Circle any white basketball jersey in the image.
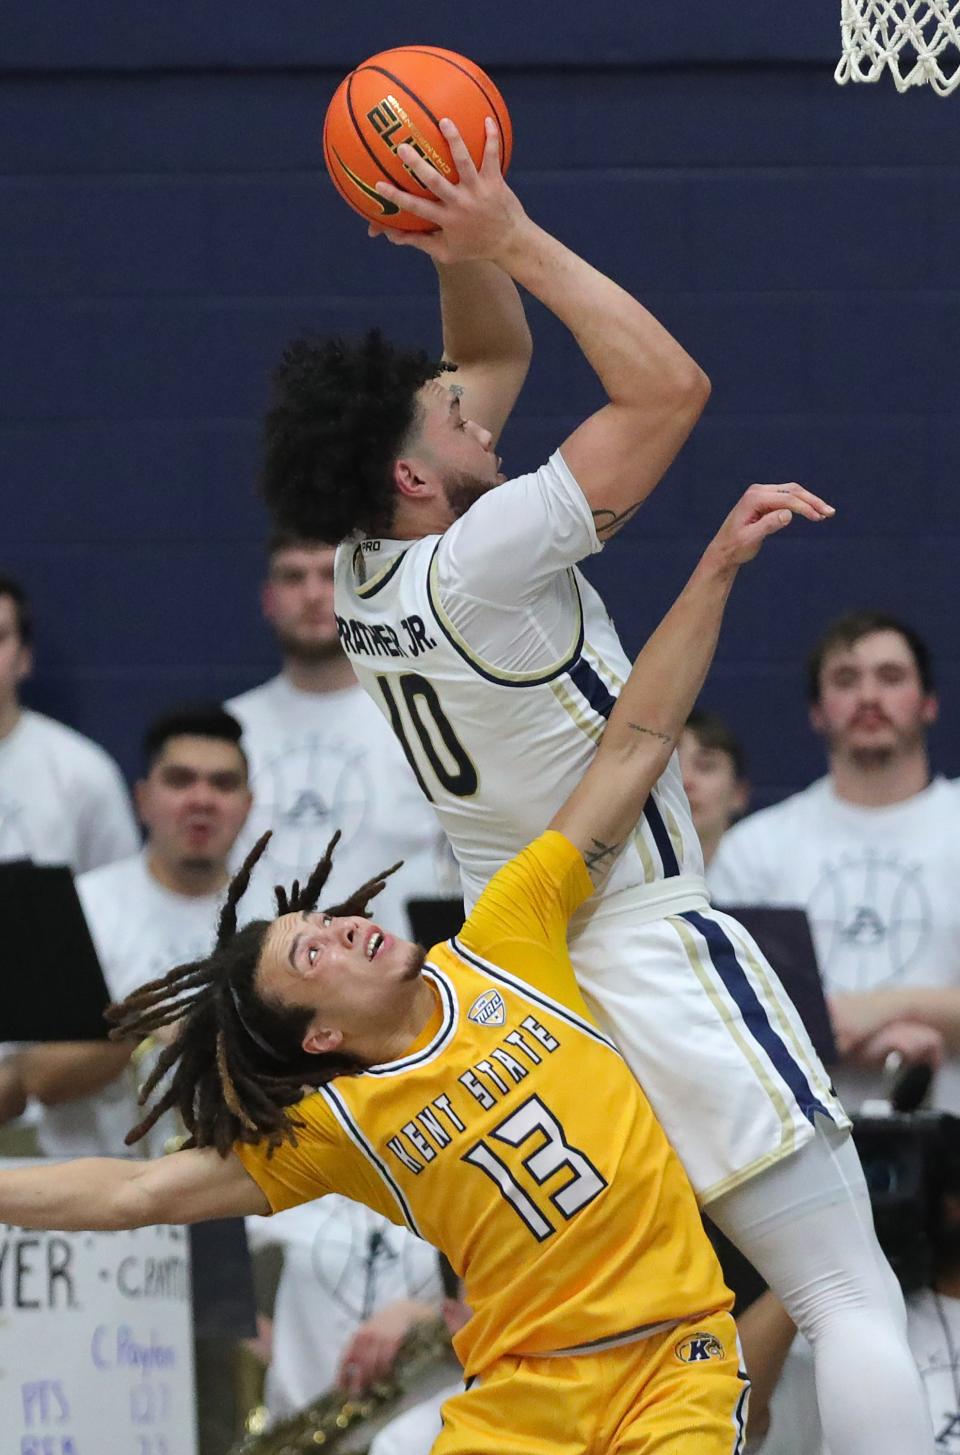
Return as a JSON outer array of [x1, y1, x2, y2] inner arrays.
[[333, 453, 845, 1199], [334, 452, 703, 912]]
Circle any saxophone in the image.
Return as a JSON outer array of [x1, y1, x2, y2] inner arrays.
[[228, 1315, 456, 1455]]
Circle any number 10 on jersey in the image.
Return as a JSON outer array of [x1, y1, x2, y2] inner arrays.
[[377, 673, 479, 801]]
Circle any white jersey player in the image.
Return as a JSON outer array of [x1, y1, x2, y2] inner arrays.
[[334, 455, 844, 1196], [260, 119, 931, 1452]]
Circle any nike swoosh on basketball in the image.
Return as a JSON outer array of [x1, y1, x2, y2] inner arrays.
[[332, 149, 401, 216]]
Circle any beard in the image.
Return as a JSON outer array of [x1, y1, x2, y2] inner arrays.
[[832, 720, 926, 772], [403, 943, 429, 981], [275, 627, 343, 665], [847, 745, 897, 771], [442, 468, 497, 522]]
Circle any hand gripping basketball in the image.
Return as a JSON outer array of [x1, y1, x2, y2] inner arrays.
[[370, 118, 527, 263]]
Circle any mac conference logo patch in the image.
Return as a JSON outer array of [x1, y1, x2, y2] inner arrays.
[[467, 989, 506, 1028], [675, 1331, 725, 1364]]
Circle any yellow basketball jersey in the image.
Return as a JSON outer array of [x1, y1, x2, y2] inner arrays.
[[236, 831, 730, 1376]]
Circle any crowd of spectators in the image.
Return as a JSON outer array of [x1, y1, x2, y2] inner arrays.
[[686, 611, 960, 1454], [2, 565, 958, 1454], [0, 561, 452, 1455]]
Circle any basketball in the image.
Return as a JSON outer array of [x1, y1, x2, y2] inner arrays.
[[322, 45, 513, 232]]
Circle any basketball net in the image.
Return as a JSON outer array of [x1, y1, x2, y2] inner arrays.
[[836, 0, 960, 95]]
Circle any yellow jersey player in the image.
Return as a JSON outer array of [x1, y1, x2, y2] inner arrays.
[[0, 487, 846, 1453]]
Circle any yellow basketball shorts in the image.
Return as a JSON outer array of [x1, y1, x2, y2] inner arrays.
[[432, 1310, 749, 1455]]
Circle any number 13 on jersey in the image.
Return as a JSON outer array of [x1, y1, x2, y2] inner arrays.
[[462, 1093, 607, 1242]]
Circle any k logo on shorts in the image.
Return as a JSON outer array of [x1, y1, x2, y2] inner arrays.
[[675, 1331, 725, 1363]]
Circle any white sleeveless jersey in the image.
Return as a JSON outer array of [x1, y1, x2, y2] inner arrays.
[[333, 452, 704, 914], [333, 452, 846, 1200]]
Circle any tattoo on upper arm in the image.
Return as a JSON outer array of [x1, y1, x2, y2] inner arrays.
[[591, 502, 643, 540], [627, 723, 673, 746], [584, 838, 622, 885]]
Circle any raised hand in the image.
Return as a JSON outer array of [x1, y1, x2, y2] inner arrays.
[[368, 117, 527, 264], [705, 482, 835, 572]]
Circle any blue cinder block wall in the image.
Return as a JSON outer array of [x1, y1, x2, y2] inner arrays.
[[2, 2, 958, 801]]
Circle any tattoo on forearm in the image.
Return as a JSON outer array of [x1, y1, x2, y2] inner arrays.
[[627, 723, 673, 745], [591, 502, 643, 539], [585, 838, 621, 872]]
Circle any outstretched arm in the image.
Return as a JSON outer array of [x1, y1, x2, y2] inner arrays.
[[0, 1145, 270, 1232], [375, 119, 709, 539], [550, 484, 834, 882]]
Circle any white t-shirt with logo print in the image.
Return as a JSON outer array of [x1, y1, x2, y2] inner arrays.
[[708, 775, 960, 1111], [226, 674, 455, 931], [0, 709, 139, 872], [33, 852, 226, 1159]]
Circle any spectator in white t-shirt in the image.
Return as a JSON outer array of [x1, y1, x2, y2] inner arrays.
[[4, 704, 253, 1157], [0, 573, 139, 872], [710, 610, 960, 1114], [246, 1197, 445, 1423], [229, 533, 455, 1427], [226, 532, 454, 928], [679, 707, 750, 869]]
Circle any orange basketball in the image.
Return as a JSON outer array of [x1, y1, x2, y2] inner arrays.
[[322, 45, 512, 232]]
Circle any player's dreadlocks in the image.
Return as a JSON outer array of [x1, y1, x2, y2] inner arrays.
[[106, 831, 401, 1157], [261, 329, 455, 544]]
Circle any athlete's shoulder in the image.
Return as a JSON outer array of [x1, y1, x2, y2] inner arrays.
[[233, 1089, 348, 1214], [461, 832, 592, 953], [438, 452, 600, 584]]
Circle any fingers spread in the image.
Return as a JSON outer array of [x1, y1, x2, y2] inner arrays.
[[439, 117, 479, 181], [480, 115, 502, 173], [375, 179, 442, 221], [395, 142, 453, 200]]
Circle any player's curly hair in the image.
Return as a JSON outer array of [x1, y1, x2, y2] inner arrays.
[[105, 831, 401, 1157], [261, 329, 454, 544]]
